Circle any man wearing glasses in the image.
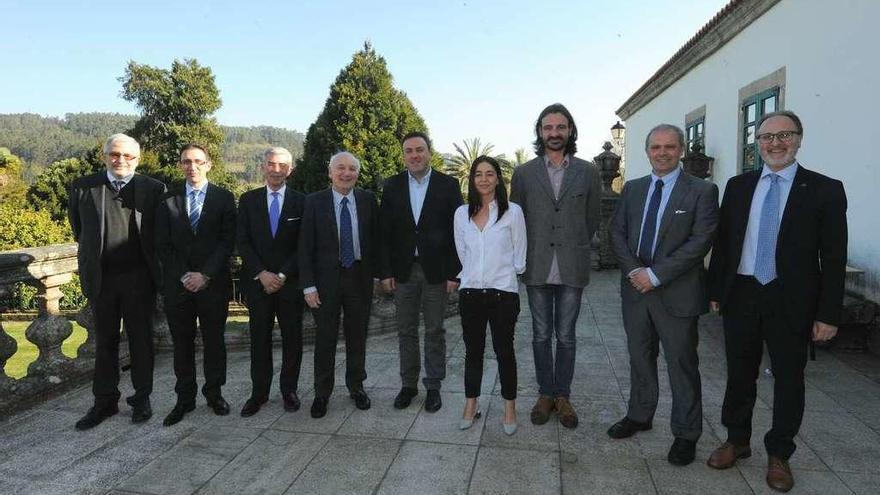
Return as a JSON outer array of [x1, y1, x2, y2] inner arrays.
[[155, 144, 236, 426], [69, 133, 166, 430], [707, 111, 847, 492]]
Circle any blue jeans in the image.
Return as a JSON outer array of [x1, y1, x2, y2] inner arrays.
[[527, 285, 583, 397]]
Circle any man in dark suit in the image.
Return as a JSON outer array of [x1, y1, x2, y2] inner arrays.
[[236, 147, 306, 417], [510, 103, 601, 429], [609, 124, 719, 465], [707, 111, 847, 492], [68, 133, 166, 430], [379, 131, 463, 413], [299, 151, 379, 418], [155, 144, 236, 426]]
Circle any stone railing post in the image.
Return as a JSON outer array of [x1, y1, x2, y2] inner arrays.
[[0, 243, 95, 418], [593, 142, 622, 270]]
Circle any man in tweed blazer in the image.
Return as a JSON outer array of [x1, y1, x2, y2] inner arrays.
[[510, 103, 601, 429]]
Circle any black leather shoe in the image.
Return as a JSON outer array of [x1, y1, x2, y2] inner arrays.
[[240, 396, 268, 417], [424, 389, 442, 413], [393, 387, 418, 409], [206, 397, 230, 416], [668, 438, 697, 466], [282, 392, 301, 412], [125, 395, 138, 407], [350, 388, 371, 410], [607, 417, 652, 439], [311, 397, 329, 418], [163, 403, 196, 427], [75, 405, 119, 431], [131, 400, 152, 424]]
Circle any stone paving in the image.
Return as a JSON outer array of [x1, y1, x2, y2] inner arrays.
[[2, 270, 880, 494]]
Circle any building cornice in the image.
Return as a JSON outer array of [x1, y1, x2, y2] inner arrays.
[[616, 0, 782, 120]]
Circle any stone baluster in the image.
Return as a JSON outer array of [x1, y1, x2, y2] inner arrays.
[[24, 272, 74, 380]]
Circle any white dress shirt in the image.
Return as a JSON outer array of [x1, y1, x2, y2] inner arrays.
[[737, 162, 798, 276], [332, 188, 361, 261], [106, 171, 134, 188], [185, 180, 208, 212], [454, 201, 527, 293], [409, 168, 431, 256], [266, 183, 286, 210]]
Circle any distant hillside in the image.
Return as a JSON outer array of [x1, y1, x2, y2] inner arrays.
[[0, 113, 304, 183]]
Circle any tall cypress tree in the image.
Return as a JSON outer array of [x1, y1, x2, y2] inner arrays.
[[295, 42, 429, 192]]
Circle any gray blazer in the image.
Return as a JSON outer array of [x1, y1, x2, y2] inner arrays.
[[510, 156, 601, 288], [610, 170, 719, 317]]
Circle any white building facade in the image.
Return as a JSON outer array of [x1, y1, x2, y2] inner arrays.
[[617, 0, 880, 302]]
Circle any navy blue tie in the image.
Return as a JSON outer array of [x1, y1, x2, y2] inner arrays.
[[638, 179, 664, 267], [339, 196, 355, 268], [269, 192, 280, 238]]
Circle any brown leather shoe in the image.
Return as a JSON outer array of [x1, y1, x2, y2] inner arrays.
[[707, 442, 752, 469], [766, 456, 794, 492], [554, 396, 579, 429], [530, 396, 555, 425]]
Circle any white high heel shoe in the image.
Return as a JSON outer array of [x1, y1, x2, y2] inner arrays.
[[459, 409, 482, 430]]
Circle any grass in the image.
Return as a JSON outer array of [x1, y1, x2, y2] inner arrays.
[[2, 320, 88, 379]]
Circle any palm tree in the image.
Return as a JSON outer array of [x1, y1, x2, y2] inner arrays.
[[447, 138, 509, 197]]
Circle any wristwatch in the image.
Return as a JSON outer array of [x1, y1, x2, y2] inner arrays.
[[278, 272, 287, 283]]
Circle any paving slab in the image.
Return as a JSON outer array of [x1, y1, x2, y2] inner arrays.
[[285, 435, 400, 495], [738, 466, 853, 494], [377, 441, 476, 495], [469, 446, 560, 495]]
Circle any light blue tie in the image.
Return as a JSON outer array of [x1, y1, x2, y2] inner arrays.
[[269, 192, 280, 238], [188, 190, 202, 233], [754, 174, 780, 284]]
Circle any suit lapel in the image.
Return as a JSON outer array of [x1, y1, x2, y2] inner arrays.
[[731, 171, 762, 256], [90, 175, 106, 256], [355, 189, 369, 252], [778, 165, 809, 246], [557, 162, 581, 202], [628, 177, 652, 252], [325, 189, 339, 247], [656, 172, 691, 242], [132, 175, 144, 232], [533, 161, 557, 204]]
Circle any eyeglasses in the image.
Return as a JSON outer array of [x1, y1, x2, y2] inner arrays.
[[106, 152, 139, 161], [181, 159, 209, 167], [756, 131, 800, 144]]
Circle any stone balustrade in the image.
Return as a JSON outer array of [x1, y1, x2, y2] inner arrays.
[[0, 242, 453, 420]]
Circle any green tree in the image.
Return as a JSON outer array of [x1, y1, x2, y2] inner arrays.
[[296, 42, 429, 192], [0, 202, 71, 251], [0, 147, 28, 206], [27, 153, 102, 222], [119, 59, 239, 194]]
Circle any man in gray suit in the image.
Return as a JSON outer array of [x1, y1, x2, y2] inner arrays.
[[608, 124, 719, 465], [510, 103, 601, 429]]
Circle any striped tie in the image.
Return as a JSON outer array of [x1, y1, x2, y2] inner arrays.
[[189, 190, 203, 233]]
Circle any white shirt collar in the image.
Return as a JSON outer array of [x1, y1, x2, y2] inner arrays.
[[408, 167, 432, 185], [651, 165, 682, 186], [761, 161, 799, 181], [332, 187, 354, 205], [266, 184, 286, 198], [186, 181, 208, 195]]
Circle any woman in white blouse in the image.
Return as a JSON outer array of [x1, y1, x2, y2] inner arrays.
[[454, 156, 527, 435]]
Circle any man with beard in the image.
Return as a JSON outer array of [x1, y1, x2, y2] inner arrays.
[[510, 103, 601, 429]]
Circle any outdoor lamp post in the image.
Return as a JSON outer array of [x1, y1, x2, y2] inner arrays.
[[593, 141, 622, 269], [682, 139, 714, 179], [610, 120, 625, 141]]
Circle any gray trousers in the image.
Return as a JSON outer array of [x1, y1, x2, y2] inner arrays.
[[622, 291, 702, 441], [395, 262, 449, 390]]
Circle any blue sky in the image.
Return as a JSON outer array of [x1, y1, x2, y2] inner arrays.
[[3, 0, 728, 157]]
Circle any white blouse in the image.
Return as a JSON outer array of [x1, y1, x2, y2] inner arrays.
[[454, 201, 527, 293]]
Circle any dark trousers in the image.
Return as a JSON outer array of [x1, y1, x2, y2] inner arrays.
[[721, 275, 810, 460], [312, 263, 371, 398], [164, 284, 229, 405], [245, 284, 304, 399], [460, 289, 519, 400], [622, 292, 702, 441], [395, 262, 449, 390], [93, 267, 156, 407]]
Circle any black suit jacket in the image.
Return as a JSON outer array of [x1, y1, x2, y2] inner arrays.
[[708, 165, 848, 331], [155, 183, 236, 301], [299, 187, 379, 298], [378, 169, 463, 283], [68, 172, 166, 299], [236, 186, 305, 298]]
